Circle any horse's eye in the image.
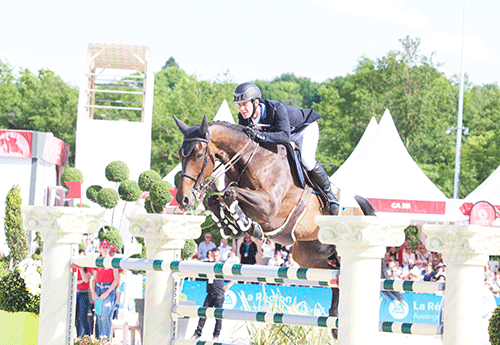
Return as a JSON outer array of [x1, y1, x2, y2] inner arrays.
[[195, 153, 203, 160]]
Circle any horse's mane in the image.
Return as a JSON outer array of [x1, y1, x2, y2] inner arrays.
[[208, 120, 245, 132]]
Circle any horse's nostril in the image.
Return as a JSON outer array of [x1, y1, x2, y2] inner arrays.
[[182, 196, 190, 208]]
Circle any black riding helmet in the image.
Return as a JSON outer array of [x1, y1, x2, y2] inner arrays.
[[233, 82, 262, 104]]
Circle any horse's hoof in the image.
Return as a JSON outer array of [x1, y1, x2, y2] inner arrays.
[[331, 329, 338, 340]]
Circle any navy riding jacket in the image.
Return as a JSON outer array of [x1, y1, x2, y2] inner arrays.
[[238, 99, 321, 144]]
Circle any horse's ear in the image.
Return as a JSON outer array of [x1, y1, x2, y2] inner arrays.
[[200, 114, 209, 138], [173, 116, 189, 135]]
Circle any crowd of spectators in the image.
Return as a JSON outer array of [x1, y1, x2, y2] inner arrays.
[[384, 239, 447, 282]]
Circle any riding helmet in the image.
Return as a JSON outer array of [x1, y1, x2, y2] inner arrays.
[[233, 82, 262, 104]]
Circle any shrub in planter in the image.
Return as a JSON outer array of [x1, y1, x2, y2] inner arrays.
[[0, 258, 41, 314], [138, 170, 162, 191], [86, 185, 102, 203], [181, 239, 197, 260], [98, 226, 123, 251], [105, 161, 129, 182], [118, 180, 142, 202], [4, 185, 28, 267], [490, 304, 500, 345], [97, 188, 120, 209], [149, 180, 173, 212], [60, 167, 84, 190]]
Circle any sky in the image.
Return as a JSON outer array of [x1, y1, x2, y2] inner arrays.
[[1, 0, 499, 87]]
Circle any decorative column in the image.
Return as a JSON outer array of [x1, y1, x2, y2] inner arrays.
[[22, 206, 104, 345], [424, 224, 500, 345], [316, 216, 407, 345], [128, 213, 205, 345]]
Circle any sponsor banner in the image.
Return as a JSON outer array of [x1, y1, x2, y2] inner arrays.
[[182, 281, 500, 324], [368, 198, 446, 214], [42, 134, 70, 166], [0, 130, 33, 158]]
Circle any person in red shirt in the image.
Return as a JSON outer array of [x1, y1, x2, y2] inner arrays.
[[109, 244, 124, 320], [91, 240, 120, 341], [71, 248, 92, 337]]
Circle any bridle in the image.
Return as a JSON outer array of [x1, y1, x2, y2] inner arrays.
[[180, 133, 259, 199]]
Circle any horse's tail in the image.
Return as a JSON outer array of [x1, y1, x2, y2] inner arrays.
[[354, 195, 376, 216]]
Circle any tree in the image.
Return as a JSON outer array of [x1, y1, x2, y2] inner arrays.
[[4, 185, 28, 268], [162, 56, 180, 70]]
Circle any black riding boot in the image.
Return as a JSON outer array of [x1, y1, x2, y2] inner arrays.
[[309, 161, 339, 215]]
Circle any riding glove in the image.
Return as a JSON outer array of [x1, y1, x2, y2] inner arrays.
[[243, 127, 266, 143]]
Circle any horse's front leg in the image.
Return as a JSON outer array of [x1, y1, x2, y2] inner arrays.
[[222, 187, 279, 240]]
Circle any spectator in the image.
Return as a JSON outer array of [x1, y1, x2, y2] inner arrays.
[[401, 258, 415, 277], [286, 252, 300, 268], [268, 250, 285, 267], [388, 246, 398, 260], [432, 263, 446, 282], [261, 239, 275, 266], [85, 237, 95, 256], [239, 234, 258, 265], [197, 233, 216, 261], [205, 250, 214, 262], [91, 240, 120, 341], [404, 266, 422, 281], [485, 264, 495, 281], [397, 240, 409, 263], [191, 248, 235, 341], [385, 257, 396, 277], [422, 262, 435, 281], [225, 251, 240, 265], [71, 249, 92, 337], [218, 238, 232, 263], [109, 245, 124, 320], [414, 259, 425, 274], [416, 244, 432, 263], [389, 266, 402, 280], [401, 245, 415, 268]]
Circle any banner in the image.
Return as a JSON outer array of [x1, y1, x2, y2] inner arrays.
[[0, 130, 33, 158], [368, 198, 446, 214]]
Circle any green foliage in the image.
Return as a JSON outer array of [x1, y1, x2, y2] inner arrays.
[[138, 170, 162, 191], [181, 239, 197, 260], [96, 188, 120, 209], [149, 180, 173, 212], [174, 171, 182, 189], [98, 226, 123, 251], [105, 161, 129, 182], [0, 269, 40, 314], [404, 226, 420, 248], [60, 167, 84, 190], [86, 185, 102, 203], [4, 185, 28, 267], [490, 304, 500, 345], [118, 180, 142, 202], [74, 335, 111, 344]]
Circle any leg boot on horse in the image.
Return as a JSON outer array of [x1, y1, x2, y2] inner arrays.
[[308, 161, 339, 215]]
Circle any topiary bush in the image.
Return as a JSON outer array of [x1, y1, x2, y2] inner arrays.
[[149, 180, 173, 212], [60, 167, 84, 190], [86, 185, 103, 203], [105, 161, 129, 183], [138, 170, 162, 192], [97, 188, 120, 209], [98, 226, 123, 251], [181, 239, 197, 260], [490, 304, 500, 345], [0, 259, 41, 314], [4, 185, 28, 268], [118, 180, 142, 202]]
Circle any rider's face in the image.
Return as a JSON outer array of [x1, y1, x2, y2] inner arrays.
[[238, 100, 258, 120]]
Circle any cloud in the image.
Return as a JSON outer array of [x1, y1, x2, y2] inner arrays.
[[311, 0, 428, 28]]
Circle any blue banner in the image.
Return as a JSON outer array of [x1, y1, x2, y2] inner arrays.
[[182, 280, 500, 323]]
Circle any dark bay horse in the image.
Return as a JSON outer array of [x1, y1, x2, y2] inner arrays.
[[173, 115, 377, 337]]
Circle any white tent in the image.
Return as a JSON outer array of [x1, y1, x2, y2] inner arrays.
[[164, 99, 235, 186], [330, 109, 461, 222], [330, 116, 378, 183], [465, 166, 500, 207]]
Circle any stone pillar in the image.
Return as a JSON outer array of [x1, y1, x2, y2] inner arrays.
[[424, 224, 500, 345], [128, 213, 205, 345], [316, 216, 407, 345], [22, 206, 104, 345]]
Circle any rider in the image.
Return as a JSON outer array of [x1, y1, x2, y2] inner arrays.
[[233, 82, 339, 215]]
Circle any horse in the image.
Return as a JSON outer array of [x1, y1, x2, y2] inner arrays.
[[173, 115, 378, 339]]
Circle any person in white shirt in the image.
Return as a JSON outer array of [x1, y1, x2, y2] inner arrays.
[[197, 233, 216, 260], [218, 238, 232, 263], [268, 250, 285, 267], [261, 239, 275, 266]]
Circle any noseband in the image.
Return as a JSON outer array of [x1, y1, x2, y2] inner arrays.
[[180, 137, 215, 194]]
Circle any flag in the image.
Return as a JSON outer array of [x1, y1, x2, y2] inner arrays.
[[65, 181, 82, 199]]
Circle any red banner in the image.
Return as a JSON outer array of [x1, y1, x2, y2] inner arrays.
[[367, 198, 446, 214], [0, 130, 33, 157], [43, 134, 70, 166]]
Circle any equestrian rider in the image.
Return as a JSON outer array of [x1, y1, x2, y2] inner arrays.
[[233, 82, 339, 215]]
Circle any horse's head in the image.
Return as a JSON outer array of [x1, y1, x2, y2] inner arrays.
[[173, 115, 216, 210]]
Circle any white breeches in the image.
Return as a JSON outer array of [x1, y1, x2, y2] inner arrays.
[[290, 121, 319, 171]]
